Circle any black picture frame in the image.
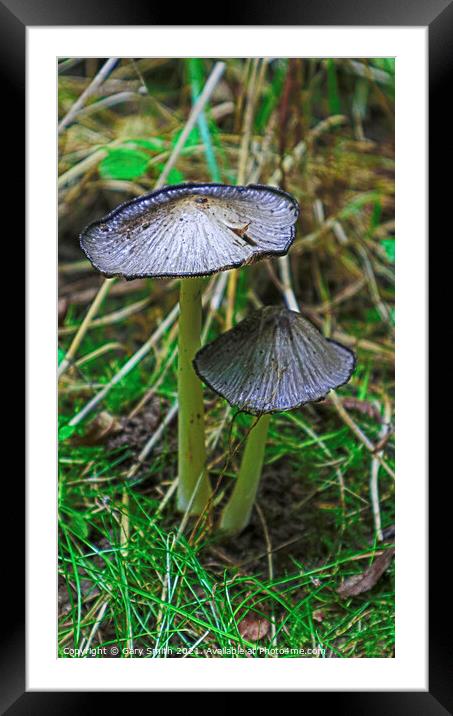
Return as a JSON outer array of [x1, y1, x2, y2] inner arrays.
[[7, 0, 448, 711]]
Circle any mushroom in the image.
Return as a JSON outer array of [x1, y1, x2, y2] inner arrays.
[[80, 183, 299, 514], [193, 306, 356, 534]]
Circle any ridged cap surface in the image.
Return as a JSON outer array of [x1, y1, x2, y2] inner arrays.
[[80, 183, 299, 279], [194, 306, 356, 414]]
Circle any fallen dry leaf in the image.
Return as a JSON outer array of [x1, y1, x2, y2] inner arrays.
[[107, 400, 161, 449], [72, 411, 122, 445], [238, 613, 270, 642], [342, 397, 383, 423], [337, 547, 395, 598]]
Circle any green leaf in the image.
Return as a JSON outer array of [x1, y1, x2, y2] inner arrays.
[[171, 126, 199, 148], [68, 512, 89, 539], [59, 424, 76, 442], [123, 137, 167, 152], [155, 164, 184, 185], [58, 347, 65, 366], [167, 167, 185, 184], [340, 192, 381, 219], [99, 147, 150, 180], [365, 307, 381, 324], [370, 199, 382, 230], [381, 237, 395, 263], [327, 59, 341, 115]]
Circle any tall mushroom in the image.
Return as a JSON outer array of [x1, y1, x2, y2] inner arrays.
[[80, 183, 299, 514], [193, 305, 356, 533]]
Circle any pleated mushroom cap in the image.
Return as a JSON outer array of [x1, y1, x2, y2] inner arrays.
[[80, 183, 299, 279], [194, 306, 356, 414]]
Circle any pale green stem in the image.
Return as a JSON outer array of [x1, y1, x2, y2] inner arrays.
[[220, 414, 271, 535], [177, 277, 212, 514]]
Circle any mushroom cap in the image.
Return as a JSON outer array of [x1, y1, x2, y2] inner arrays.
[[193, 306, 356, 415], [80, 183, 299, 279]]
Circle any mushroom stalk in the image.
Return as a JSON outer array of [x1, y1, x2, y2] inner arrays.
[[220, 414, 271, 535], [177, 276, 212, 514]]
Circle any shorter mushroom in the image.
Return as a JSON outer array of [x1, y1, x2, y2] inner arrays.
[[193, 306, 356, 535]]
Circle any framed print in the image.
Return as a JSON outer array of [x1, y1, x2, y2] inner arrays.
[[3, 0, 448, 709]]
